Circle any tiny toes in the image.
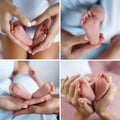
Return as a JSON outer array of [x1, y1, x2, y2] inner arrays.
[[87, 11, 92, 17]]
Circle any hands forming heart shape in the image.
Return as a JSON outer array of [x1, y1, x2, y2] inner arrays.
[[76, 73, 111, 102], [10, 18, 51, 51]]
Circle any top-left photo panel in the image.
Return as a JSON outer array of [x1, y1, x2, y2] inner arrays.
[[0, 0, 59, 59]]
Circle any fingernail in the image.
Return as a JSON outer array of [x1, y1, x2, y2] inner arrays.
[[22, 104, 28, 108], [31, 21, 37, 26], [28, 50, 32, 54], [27, 22, 32, 27], [32, 53, 35, 55], [84, 35, 89, 41]]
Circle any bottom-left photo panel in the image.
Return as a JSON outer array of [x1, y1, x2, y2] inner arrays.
[[0, 60, 59, 120]]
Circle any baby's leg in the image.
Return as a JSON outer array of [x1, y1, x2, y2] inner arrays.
[[10, 22, 32, 46], [29, 69, 44, 87], [80, 5, 104, 45], [9, 83, 31, 100], [32, 82, 54, 98], [95, 73, 111, 101], [32, 19, 51, 48], [76, 78, 95, 101]]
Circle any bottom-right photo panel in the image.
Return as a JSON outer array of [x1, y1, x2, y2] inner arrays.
[[61, 61, 120, 120]]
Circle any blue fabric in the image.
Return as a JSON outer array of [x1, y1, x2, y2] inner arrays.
[[80, 43, 109, 59], [0, 61, 57, 120], [0, 61, 14, 82], [61, 0, 120, 59]]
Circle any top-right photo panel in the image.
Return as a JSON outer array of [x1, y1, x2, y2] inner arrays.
[[61, 0, 120, 59]]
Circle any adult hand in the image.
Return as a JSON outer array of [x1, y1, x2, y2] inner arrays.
[[0, 0, 32, 52], [61, 74, 94, 119], [61, 29, 104, 59], [0, 96, 27, 111], [13, 97, 59, 115], [94, 83, 117, 119], [31, 3, 59, 55]]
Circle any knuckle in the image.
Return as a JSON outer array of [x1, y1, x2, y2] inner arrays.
[[64, 82, 69, 88], [13, 7, 19, 14], [71, 82, 75, 88], [34, 108, 40, 114], [66, 96, 71, 103]]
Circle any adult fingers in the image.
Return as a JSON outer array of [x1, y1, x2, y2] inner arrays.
[[11, 7, 31, 27], [33, 3, 59, 26], [32, 15, 59, 55], [68, 78, 80, 100], [63, 74, 80, 96], [103, 83, 117, 105], [79, 100, 94, 114], [70, 43, 100, 59], [1, 16, 32, 53], [71, 86, 80, 105], [68, 35, 89, 48], [13, 108, 32, 116], [0, 33, 8, 41], [24, 97, 47, 106], [61, 76, 69, 94]]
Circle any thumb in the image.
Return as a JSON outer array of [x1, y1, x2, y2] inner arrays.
[[32, 3, 59, 26], [12, 8, 32, 27], [69, 35, 89, 47], [0, 33, 8, 41]]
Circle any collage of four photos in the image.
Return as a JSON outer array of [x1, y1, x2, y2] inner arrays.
[[0, 0, 120, 120]]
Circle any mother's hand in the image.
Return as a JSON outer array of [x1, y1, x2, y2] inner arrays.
[[94, 83, 117, 119], [61, 75, 94, 119], [13, 97, 59, 115], [0, 0, 32, 53], [61, 29, 104, 59], [31, 3, 59, 55], [0, 96, 27, 111]]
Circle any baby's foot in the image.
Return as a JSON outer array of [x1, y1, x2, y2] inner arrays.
[[10, 22, 32, 46], [76, 78, 95, 101], [9, 83, 32, 100], [32, 19, 51, 48], [32, 82, 54, 98], [95, 73, 111, 101], [80, 11, 101, 45]]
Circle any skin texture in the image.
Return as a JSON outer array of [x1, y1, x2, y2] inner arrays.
[[99, 35, 120, 59], [77, 73, 111, 102], [32, 82, 54, 98], [61, 74, 117, 120], [61, 29, 104, 59], [13, 97, 59, 115], [10, 19, 51, 48], [31, 18, 51, 48], [9, 62, 55, 101], [61, 74, 94, 120], [31, 3, 59, 55], [0, 0, 32, 52], [0, 2, 59, 59], [80, 5, 104, 45], [10, 22, 32, 46], [76, 78, 95, 101]]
